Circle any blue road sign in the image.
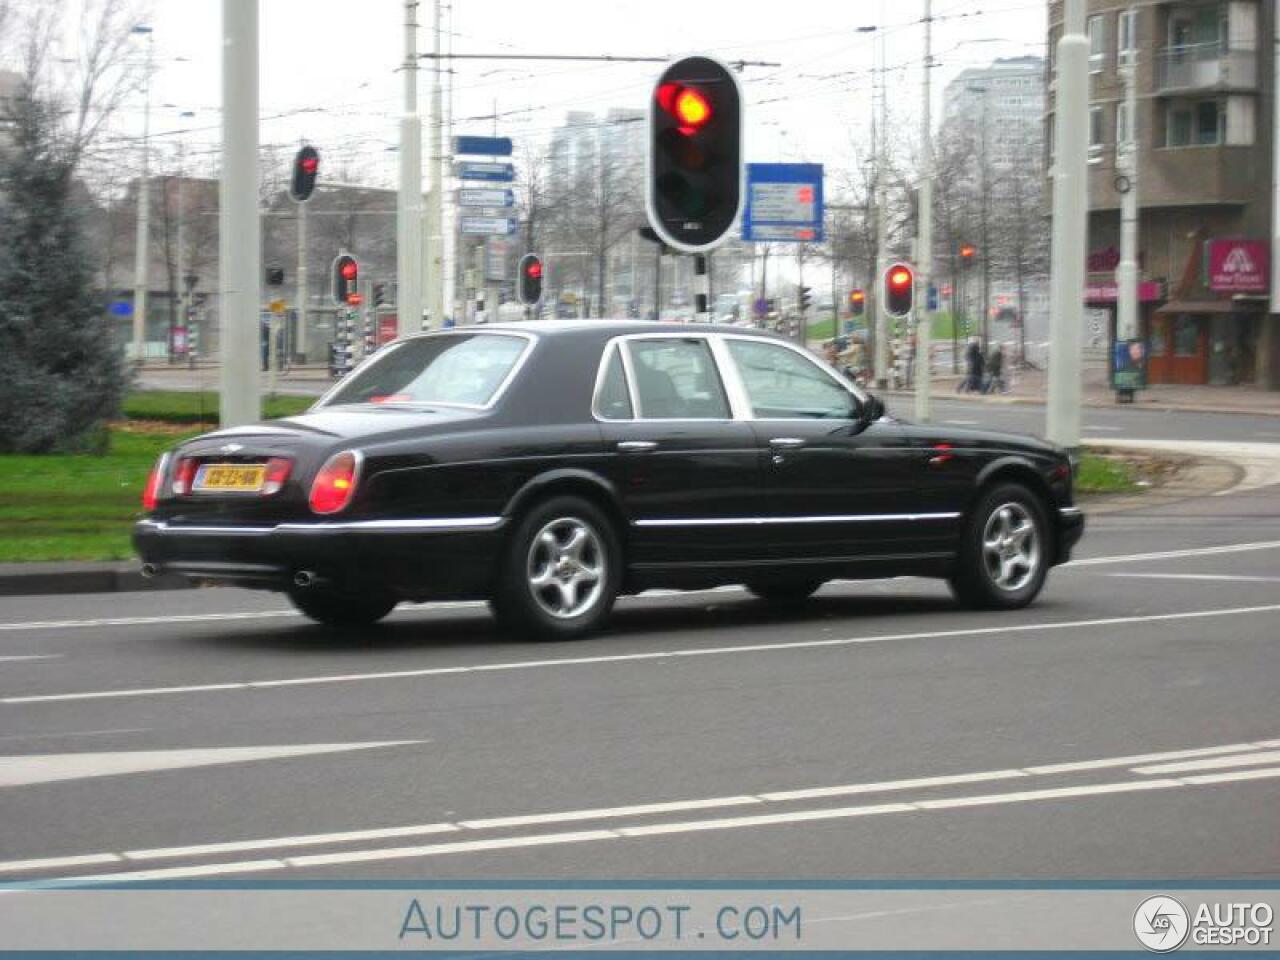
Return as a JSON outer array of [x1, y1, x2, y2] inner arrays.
[[460, 215, 518, 236], [109, 300, 132, 316], [742, 163, 824, 243], [455, 161, 516, 183], [454, 135, 513, 157], [458, 188, 515, 208]]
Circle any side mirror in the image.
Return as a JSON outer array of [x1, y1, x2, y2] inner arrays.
[[857, 394, 885, 427]]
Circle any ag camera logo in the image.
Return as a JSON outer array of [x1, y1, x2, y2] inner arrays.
[[1134, 896, 1190, 953]]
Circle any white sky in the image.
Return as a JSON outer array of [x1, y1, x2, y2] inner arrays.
[[104, 0, 1047, 188]]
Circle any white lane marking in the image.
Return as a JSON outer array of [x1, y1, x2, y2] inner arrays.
[[0, 741, 423, 788], [0, 656, 61, 664], [1131, 750, 1280, 776], [0, 611, 297, 632], [33, 768, 1279, 885], [0, 853, 120, 876], [286, 830, 617, 869], [126, 822, 460, 861], [945, 419, 980, 426], [0, 728, 150, 744], [1182, 765, 1280, 786], [458, 796, 763, 831], [759, 769, 1029, 802], [8, 603, 1280, 706], [1108, 572, 1280, 583], [1024, 742, 1261, 775], [1067, 540, 1280, 567], [9, 735, 1277, 876], [1084, 425, 1123, 432]]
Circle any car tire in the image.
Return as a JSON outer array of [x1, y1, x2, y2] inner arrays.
[[949, 483, 1049, 610], [746, 578, 825, 604], [494, 496, 621, 640], [288, 588, 397, 627]]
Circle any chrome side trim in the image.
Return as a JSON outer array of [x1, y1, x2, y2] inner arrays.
[[1059, 506, 1083, 517], [633, 512, 962, 528], [138, 517, 503, 535]]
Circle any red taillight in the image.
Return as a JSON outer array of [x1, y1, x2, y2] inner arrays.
[[142, 454, 169, 511], [171, 457, 197, 496], [308, 451, 359, 515], [263, 457, 292, 496]]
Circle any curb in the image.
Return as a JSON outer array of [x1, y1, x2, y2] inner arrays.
[[1077, 451, 1244, 515], [0, 562, 190, 598], [883, 389, 1280, 418]]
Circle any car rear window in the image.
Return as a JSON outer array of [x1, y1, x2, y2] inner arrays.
[[322, 333, 529, 408]]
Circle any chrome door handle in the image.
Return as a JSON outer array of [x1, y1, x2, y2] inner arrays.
[[769, 437, 806, 450], [617, 440, 659, 453]]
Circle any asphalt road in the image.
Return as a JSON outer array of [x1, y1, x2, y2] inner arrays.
[[2, 475, 1279, 885]]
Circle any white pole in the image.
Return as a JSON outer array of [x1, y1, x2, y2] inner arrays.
[[397, 0, 424, 338], [874, 17, 890, 389], [1115, 8, 1140, 358], [176, 153, 185, 366], [131, 29, 153, 364], [426, 0, 445, 328], [915, 0, 934, 422], [296, 199, 308, 360], [1270, 0, 1280, 317], [1046, 0, 1089, 449], [444, 1, 457, 323], [219, 0, 261, 427]]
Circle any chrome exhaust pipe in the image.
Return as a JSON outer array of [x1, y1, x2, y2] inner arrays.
[[293, 570, 317, 589], [140, 563, 159, 579]]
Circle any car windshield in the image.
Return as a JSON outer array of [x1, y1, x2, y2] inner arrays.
[[321, 333, 529, 408]]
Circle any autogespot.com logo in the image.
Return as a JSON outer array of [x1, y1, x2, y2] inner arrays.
[[1134, 896, 1191, 952]]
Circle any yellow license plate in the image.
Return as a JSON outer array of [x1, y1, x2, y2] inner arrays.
[[194, 463, 266, 492]]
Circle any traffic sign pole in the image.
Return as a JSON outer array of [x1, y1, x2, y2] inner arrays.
[[915, 0, 934, 424]]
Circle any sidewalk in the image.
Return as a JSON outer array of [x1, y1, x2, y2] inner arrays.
[[887, 363, 1280, 416]]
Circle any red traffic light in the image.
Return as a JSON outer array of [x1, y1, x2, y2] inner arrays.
[[341, 262, 358, 281], [525, 260, 543, 279], [849, 289, 865, 303], [300, 156, 318, 175], [889, 267, 911, 289], [960, 243, 976, 259], [346, 292, 363, 305], [657, 83, 713, 135]]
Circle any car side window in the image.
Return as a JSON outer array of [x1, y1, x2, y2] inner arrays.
[[726, 338, 855, 419], [626, 338, 730, 420], [594, 344, 633, 420]]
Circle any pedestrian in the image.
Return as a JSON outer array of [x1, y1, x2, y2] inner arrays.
[[960, 337, 984, 393], [985, 343, 1006, 394]]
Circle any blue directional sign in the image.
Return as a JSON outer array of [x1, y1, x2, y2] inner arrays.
[[453, 135, 513, 157], [742, 163, 824, 243], [109, 300, 133, 317], [460, 215, 518, 237], [458, 188, 515, 208], [455, 161, 516, 183]]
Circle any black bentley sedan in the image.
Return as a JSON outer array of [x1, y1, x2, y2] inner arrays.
[[135, 321, 1084, 638]]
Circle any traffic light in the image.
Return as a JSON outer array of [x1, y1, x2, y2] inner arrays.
[[849, 288, 866, 316], [647, 55, 743, 252], [798, 285, 812, 313], [518, 253, 544, 305], [290, 145, 320, 203], [959, 243, 976, 267], [265, 267, 284, 287], [331, 254, 358, 306], [884, 262, 914, 319], [373, 283, 387, 308]]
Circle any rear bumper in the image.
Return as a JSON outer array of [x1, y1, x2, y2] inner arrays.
[[133, 516, 508, 598], [1055, 506, 1085, 564]]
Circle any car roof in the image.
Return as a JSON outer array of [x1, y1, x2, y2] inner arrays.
[[405, 320, 789, 341]]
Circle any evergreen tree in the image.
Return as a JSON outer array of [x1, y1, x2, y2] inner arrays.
[[0, 78, 128, 452]]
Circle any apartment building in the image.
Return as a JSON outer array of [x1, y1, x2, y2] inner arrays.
[[1047, 0, 1279, 387]]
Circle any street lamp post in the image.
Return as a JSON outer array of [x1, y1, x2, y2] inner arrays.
[[131, 25, 153, 365]]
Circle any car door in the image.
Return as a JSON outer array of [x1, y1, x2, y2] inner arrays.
[[719, 336, 933, 562], [594, 335, 762, 569]]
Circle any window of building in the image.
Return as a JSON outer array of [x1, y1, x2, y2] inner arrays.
[[1225, 95, 1256, 144], [1089, 106, 1104, 161], [1088, 15, 1107, 72], [1118, 9, 1138, 67], [1116, 101, 1131, 147], [1166, 99, 1224, 146]]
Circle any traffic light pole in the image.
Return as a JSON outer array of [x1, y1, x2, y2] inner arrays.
[[1046, 0, 1089, 450], [296, 199, 308, 362], [398, 0, 424, 338], [873, 23, 890, 390], [426, 0, 445, 329], [694, 254, 709, 323], [1115, 14, 1140, 403], [914, 0, 934, 423], [219, 0, 261, 427]]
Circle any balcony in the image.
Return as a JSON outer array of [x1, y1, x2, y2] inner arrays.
[[1156, 42, 1257, 93]]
